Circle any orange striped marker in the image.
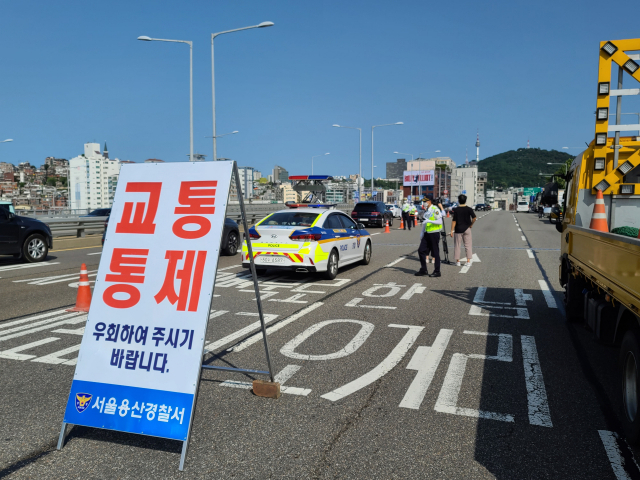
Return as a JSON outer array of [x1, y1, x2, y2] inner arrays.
[[589, 189, 609, 233], [67, 263, 92, 312]]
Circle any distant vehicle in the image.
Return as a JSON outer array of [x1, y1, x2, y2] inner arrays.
[[85, 208, 111, 217], [474, 204, 490, 211], [102, 215, 240, 256], [0, 201, 15, 215], [351, 201, 393, 228], [516, 201, 529, 213], [385, 204, 402, 218], [242, 206, 371, 279], [0, 209, 52, 262]]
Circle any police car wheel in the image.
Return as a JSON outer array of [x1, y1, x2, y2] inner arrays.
[[361, 241, 371, 265], [324, 250, 338, 280]]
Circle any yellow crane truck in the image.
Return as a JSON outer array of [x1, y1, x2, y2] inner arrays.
[[559, 38, 640, 442]]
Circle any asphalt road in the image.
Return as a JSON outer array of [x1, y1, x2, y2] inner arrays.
[[0, 211, 637, 479]]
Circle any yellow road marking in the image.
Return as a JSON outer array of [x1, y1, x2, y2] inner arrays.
[[51, 245, 102, 252]]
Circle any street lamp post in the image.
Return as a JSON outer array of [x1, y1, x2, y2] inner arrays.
[[311, 153, 330, 175], [211, 22, 274, 162], [333, 125, 362, 200], [138, 36, 194, 162], [205, 130, 239, 140], [372, 122, 403, 199], [547, 162, 568, 175]]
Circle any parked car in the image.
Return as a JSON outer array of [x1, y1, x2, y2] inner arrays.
[[0, 201, 16, 214], [101, 215, 239, 256], [385, 204, 402, 218], [0, 208, 53, 262], [351, 201, 394, 228], [85, 208, 111, 217]]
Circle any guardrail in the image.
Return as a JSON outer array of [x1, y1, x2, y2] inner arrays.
[[42, 204, 356, 238]]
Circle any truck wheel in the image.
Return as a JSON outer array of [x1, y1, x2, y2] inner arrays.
[[620, 327, 640, 444], [23, 234, 48, 263], [324, 249, 338, 280]]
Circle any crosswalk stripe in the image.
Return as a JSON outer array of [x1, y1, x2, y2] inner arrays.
[[32, 344, 81, 365], [0, 314, 87, 343], [0, 309, 68, 331], [0, 262, 60, 272], [13, 270, 98, 285], [0, 337, 60, 360]]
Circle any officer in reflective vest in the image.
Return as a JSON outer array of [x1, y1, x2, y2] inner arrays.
[[402, 201, 412, 230], [409, 204, 417, 227], [415, 196, 443, 277]]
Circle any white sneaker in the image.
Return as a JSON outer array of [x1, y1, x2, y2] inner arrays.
[[466, 260, 472, 266], [455, 261, 461, 266]]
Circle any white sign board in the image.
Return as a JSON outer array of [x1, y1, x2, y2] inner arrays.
[[63, 161, 233, 441], [403, 170, 434, 187]]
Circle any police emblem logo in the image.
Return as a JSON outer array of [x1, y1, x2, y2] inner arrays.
[[75, 393, 93, 413], [357, 236, 361, 248]]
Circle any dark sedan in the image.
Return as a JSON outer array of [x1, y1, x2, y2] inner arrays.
[[0, 209, 53, 262], [351, 201, 394, 228]]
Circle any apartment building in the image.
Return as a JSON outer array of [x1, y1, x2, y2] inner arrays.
[[69, 143, 121, 211]]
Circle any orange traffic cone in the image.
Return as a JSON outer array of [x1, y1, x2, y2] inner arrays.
[[414, 217, 417, 228], [384, 220, 390, 233], [589, 189, 609, 233], [67, 263, 92, 312], [447, 210, 450, 218], [399, 217, 404, 229]]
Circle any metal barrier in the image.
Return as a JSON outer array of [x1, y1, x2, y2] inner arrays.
[[42, 203, 355, 238]]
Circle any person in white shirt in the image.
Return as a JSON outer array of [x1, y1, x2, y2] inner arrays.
[[415, 196, 443, 277]]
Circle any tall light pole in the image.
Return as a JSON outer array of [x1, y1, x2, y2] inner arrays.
[[333, 125, 362, 200], [205, 130, 239, 139], [311, 153, 330, 175], [138, 36, 194, 162], [372, 122, 403, 198], [211, 22, 274, 162]]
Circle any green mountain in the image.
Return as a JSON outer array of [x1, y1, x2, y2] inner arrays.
[[478, 148, 574, 189]]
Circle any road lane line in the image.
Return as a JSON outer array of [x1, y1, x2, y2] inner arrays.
[[538, 280, 558, 308], [274, 365, 301, 384], [0, 314, 86, 342], [52, 327, 85, 335], [227, 303, 323, 353], [0, 337, 60, 360], [0, 312, 82, 337], [321, 324, 423, 402], [518, 228, 522, 231], [384, 257, 406, 267], [50, 246, 101, 252], [434, 353, 515, 422], [598, 430, 634, 480], [521, 235, 527, 241], [399, 329, 453, 410], [0, 309, 68, 331], [0, 262, 60, 272], [218, 265, 241, 271], [32, 344, 82, 365], [521, 335, 553, 427], [527, 249, 534, 258], [87, 252, 102, 255]]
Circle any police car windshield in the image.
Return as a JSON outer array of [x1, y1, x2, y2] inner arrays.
[[263, 211, 319, 227]]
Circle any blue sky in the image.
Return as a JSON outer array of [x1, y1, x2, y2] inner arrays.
[[1, 0, 639, 178]]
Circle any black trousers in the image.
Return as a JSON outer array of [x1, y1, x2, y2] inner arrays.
[[402, 212, 411, 230], [418, 232, 441, 273]]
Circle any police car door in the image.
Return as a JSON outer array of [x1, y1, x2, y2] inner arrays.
[[323, 213, 351, 264], [338, 214, 361, 262]]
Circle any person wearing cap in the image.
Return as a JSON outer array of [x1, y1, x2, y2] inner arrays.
[[402, 200, 412, 231], [415, 196, 443, 277]]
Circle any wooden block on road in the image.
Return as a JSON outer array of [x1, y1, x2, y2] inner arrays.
[[252, 380, 281, 399]]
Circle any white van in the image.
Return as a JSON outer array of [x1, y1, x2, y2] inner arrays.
[[516, 201, 529, 213]]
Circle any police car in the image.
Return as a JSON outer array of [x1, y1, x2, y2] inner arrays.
[[241, 203, 372, 279]]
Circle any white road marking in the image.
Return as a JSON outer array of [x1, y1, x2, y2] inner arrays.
[[521, 335, 552, 427], [202, 312, 280, 354], [514, 289, 533, 306], [399, 329, 453, 410], [321, 324, 423, 402], [363, 282, 405, 297], [52, 327, 85, 335], [218, 265, 241, 271], [226, 303, 323, 353], [469, 287, 530, 319], [274, 364, 302, 384], [463, 331, 513, 362], [0, 313, 86, 342], [0, 309, 68, 331], [0, 337, 60, 360], [370, 233, 381, 236], [87, 252, 102, 255], [345, 298, 396, 310], [31, 344, 81, 365], [538, 280, 558, 308], [209, 310, 229, 320], [598, 430, 634, 480], [521, 235, 527, 241], [400, 283, 426, 300], [268, 294, 308, 304], [527, 249, 534, 258], [384, 257, 406, 267], [434, 353, 514, 423], [13, 270, 98, 285], [460, 264, 471, 274], [0, 262, 60, 272], [518, 228, 522, 231], [219, 380, 311, 396], [472, 253, 481, 262], [281, 320, 374, 361]]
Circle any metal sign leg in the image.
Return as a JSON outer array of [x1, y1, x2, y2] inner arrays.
[[179, 440, 189, 471], [57, 422, 68, 450]]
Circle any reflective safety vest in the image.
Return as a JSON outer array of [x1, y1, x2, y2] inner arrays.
[[409, 205, 417, 215], [424, 206, 442, 233], [402, 204, 411, 212]]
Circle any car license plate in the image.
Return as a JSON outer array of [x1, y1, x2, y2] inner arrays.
[[360, 218, 368, 222], [257, 256, 286, 264]]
